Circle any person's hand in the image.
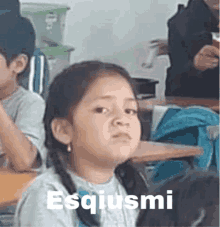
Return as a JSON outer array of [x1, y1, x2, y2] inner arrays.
[[193, 45, 219, 71]]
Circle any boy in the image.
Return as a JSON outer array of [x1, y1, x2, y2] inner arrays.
[[0, 1, 46, 172]]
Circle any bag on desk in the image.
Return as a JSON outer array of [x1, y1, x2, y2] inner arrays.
[[150, 106, 219, 184]]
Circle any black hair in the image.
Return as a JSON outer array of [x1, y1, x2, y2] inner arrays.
[[137, 170, 219, 227], [43, 60, 148, 226], [0, 14, 36, 78]]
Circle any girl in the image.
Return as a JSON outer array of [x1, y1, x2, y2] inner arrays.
[[14, 61, 148, 227]]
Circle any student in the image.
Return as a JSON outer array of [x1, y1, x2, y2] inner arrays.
[[165, 0, 219, 98], [137, 171, 219, 226], [14, 61, 148, 227], [0, 2, 46, 172]]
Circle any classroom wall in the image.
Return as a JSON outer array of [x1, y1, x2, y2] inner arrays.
[[20, 0, 189, 99]]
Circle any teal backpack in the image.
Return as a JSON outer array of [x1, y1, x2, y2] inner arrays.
[[150, 106, 219, 184]]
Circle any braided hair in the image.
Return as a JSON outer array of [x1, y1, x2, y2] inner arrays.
[[44, 61, 148, 226]]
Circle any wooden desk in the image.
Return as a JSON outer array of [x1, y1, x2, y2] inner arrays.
[[138, 96, 219, 112], [131, 141, 203, 163], [0, 170, 36, 207], [0, 141, 203, 207]]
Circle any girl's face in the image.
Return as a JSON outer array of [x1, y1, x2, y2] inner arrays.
[[71, 73, 141, 165]]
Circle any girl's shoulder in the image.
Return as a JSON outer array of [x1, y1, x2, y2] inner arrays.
[[14, 168, 78, 227]]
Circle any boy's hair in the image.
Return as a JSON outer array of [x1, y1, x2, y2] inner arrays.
[[44, 61, 147, 226], [137, 170, 219, 227], [0, 15, 36, 78], [0, 0, 20, 16]]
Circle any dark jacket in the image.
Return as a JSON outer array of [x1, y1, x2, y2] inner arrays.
[[165, 0, 219, 99]]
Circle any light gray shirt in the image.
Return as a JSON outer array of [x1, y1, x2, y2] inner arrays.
[[0, 86, 47, 170], [14, 168, 139, 227]]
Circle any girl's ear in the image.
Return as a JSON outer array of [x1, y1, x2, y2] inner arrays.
[[51, 118, 73, 145], [10, 54, 28, 74]]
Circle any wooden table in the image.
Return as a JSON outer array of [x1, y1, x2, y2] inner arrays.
[[131, 141, 203, 163], [0, 170, 36, 207], [138, 96, 219, 112], [0, 142, 203, 207]]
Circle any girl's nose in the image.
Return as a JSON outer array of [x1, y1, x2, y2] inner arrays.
[[112, 113, 130, 127], [112, 107, 131, 127], [114, 118, 130, 127]]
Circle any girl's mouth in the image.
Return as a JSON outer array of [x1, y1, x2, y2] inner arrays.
[[112, 132, 131, 140]]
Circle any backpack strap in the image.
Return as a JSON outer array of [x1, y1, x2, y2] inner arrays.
[[26, 48, 49, 99]]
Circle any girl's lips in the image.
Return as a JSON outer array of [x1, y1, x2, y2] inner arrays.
[[112, 132, 131, 140]]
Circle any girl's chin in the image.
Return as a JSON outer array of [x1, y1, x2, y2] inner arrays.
[[108, 146, 136, 162]]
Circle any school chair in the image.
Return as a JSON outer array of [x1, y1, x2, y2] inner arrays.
[[19, 48, 50, 100]]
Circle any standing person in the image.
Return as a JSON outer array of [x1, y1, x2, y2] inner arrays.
[[165, 0, 219, 98], [14, 61, 149, 227], [0, 0, 46, 172]]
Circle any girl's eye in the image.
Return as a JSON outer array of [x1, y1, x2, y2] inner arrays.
[[94, 107, 109, 114], [125, 109, 138, 115]]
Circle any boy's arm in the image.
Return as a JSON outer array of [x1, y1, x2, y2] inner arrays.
[[0, 103, 38, 172]]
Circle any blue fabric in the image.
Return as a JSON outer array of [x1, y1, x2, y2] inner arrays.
[[19, 48, 49, 100], [77, 190, 100, 227], [151, 107, 219, 183], [78, 189, 99, 227], [78, 190, 89, 227], [32, 48, 49, 99], [33, 49, 42, 94], [152, 160, 191, 185]]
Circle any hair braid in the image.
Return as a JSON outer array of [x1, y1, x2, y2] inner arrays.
[[115, 160, 149, 204], [49, 148, 99, 226]]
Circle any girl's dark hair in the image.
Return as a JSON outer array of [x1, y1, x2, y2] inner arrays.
[[137, 170, 219, 227], [44, 61, 148, 226]]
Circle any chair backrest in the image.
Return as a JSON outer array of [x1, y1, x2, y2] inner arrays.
[[19, 48, 49, 100]]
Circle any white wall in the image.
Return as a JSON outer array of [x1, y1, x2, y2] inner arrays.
[[20, 0, 189, 98]]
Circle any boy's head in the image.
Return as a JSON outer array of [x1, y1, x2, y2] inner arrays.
[[0, 0, 20, 17], [137, 171, 219, 227], [0, 0, 35, 87]]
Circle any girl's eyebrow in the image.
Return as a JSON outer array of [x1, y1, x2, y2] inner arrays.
[[126, 98, 137, 102], [93, 96, 136, 102], [95, 96, 113, 101]]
